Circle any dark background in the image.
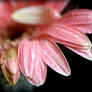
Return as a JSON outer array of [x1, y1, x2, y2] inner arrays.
[[0, 0, 92, 92]]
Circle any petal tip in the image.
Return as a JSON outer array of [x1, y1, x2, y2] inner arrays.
[[64, 68, 71, 77], [87, 50, 92, 61], [66, 70, 71, 77], [35, 81, 45, 87]]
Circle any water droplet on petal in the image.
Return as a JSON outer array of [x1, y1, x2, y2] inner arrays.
[[74, 35, 79, 38], [43, 52, 47, 55], [25, 69, 28, 74], [88, 15, 90, 18]]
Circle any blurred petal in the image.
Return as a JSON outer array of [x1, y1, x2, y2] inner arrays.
[[10, 0, 45, 9], [61, 9, 92, 33], [0, 0, 44, 28], [0, 1, 13, 17], [10, 0, 70, 13], [12, 5, 54, 24], [45, 0, 70, 12], [0, 1, 14, 28], [12, 0, 70, 24], [40, 39, 71, 76], [18, 40, 47, 86]]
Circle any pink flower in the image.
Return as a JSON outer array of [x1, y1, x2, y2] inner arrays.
[[0, 0, 92, 87], [14, 0, 71, 86], [0, 0, 71, 86]]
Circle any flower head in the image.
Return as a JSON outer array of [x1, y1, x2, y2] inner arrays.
[[0, 0, 92, 87]]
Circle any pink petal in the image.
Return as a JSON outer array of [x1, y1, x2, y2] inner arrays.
[[66, 45, 92, 60], [40, 24, 91, 49], [9, 0, 69, 13], [0, 1, 44, 29], [38, 24, 92, 60], [6, 59, 19, 74], [26, 58, 47, 87], [18, 40, 47, 86], [39, 39, 71, 76], [10, 0, 45, 10], [12, 0, 70, 24], [45, 0, 70, 12], [61, 9, 92, 24], [12, 5, 56, 25], [18, 40, 33, 76], [0, 1, 15, 28], [61, 9, 92, 33], [72, 24, 92, 34]]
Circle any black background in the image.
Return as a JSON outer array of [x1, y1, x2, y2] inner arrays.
[[0, 0, 92, 92]]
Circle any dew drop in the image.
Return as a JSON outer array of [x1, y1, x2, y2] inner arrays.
[[25, 69, 28, 74], [74, 35, 79, 38], [88, 15, 90, 18], [43, 52, 47, 55], [40, 68, 42, 72]]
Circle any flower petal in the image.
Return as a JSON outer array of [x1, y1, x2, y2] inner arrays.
[[45, 0, 70, 12], [40, 24, 91, 49], [1, 64, 20, 86], [0, 0, 44, 28], [39, 24, 92, 60], [10, 0, 45, 10], [39, 39, 71, 76], [18, 40, 32, 76], [61, 9, 92, 25], [18, 40, 47, 86], [72, 24, 92, 34], [61, 9, 92, 33], [12, 0, 70, 24], [0, 48, 19, 74], [66, 45, 92, 60], [26, 58, 47, 87], [12, 5, 55, 24], [0, 1, 15, 28]]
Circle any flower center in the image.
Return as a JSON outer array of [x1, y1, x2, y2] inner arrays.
[[0, 24, 35, 52], [7, 25, 25, 41], [8, 28, 24, 41]]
